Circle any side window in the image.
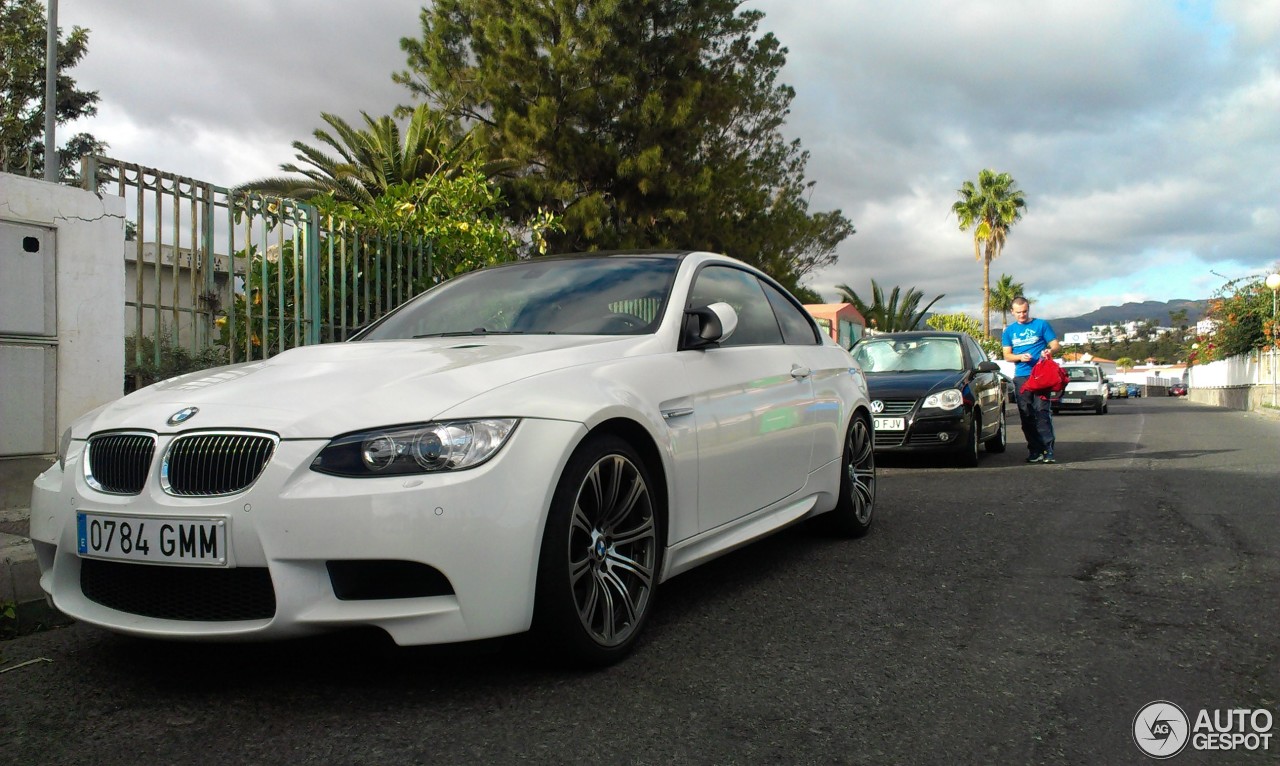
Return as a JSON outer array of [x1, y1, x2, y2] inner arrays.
[[687, 266, 783, 346], [761, 280, 820, 345], [966, 338, 984, 366]]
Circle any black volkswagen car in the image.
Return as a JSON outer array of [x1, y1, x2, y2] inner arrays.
[[850, 331, 1007, 466]]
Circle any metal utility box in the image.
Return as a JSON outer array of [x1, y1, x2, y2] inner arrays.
[[1, 220, 57, 455]]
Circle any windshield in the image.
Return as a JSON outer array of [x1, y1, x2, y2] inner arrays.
[[359, 256, 680, 340], [1067, 367, 1100, 381], [851, 337, 964, 372]]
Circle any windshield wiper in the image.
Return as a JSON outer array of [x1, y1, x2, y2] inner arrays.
[[413, 329, 525, 338]]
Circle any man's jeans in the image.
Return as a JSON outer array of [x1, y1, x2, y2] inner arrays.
[[1014, 376, 1055, 456]]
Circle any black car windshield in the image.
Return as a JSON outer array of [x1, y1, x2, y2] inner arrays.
[[852, 337, 964, 372], [358, 256, 680, 340]]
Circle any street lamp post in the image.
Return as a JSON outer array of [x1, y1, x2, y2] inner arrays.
[[1267, 273, 1280, 408]]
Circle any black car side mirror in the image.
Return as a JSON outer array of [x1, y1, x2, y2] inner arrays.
[[976, 361, 1000, 373]]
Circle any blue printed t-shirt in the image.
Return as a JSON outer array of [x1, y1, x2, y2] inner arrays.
[[1003, 318, 1057, 377]]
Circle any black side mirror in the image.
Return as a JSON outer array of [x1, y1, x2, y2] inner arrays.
[[976, 361, 1000, 373]]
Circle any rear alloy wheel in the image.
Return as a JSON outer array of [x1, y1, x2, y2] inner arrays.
[[533, 434, 661, 667], [820, 415, 876, 537], [957, 410, 980, 467], [985, 404, 1007, 453]]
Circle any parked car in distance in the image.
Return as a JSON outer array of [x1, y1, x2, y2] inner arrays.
[[1108, 381, 1128, 399], [1051, 362, 1109, 415], [1168, 382, 1188, 396], [1127, 383, 1142, 398], [850, 331, 1006, 467], [28, 251, 879, 667]]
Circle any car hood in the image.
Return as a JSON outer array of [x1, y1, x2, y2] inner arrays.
[[863, 370, 967, 400], [76, 336, 645, 439]]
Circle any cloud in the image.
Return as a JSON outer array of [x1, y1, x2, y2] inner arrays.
[[55, 0, 1280, 320]]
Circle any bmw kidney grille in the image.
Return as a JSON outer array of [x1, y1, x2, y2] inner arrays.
[[85, 431, 277, 496], [84, 432, 157, 494], [161, 432, 278, 496]]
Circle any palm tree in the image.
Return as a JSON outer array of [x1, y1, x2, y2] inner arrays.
[[951, 169, 1027, 337], [990, 273, 1025, 330], [238, 103, 514, 205], [1115, 357, 1136, 372], [836, 280, 945, 332]]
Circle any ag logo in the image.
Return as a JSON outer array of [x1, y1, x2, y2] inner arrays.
[[1134, 700, 1190, 759], [870, 400, 885, 414], [167, 407, 199, 426]]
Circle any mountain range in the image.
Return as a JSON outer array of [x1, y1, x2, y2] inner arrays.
[[1042, 299, 1210, 335]]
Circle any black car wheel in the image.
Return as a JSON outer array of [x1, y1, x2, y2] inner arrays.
[[957, 410, 980, 467], [533, 434, 662, 667], [984, 404, 1007, 453], [818, 415, 875, 538]]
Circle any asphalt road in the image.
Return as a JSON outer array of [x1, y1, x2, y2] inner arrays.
[[2, 397, 1277, 765]]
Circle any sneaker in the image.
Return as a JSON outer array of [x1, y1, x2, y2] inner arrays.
[[1026, 453, 1045, 463], [1042, 453, 1056, 464]]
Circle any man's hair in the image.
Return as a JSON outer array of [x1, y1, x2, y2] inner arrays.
[[1012, 296, 1030, 308]]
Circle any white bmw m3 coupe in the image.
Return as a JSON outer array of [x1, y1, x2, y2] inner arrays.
[[31, 251, 876, 665]]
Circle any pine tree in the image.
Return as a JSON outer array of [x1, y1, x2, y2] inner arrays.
[[396, 0, 852, 293]]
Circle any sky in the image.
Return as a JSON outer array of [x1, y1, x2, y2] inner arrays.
[[54, 0, 1280, 321]]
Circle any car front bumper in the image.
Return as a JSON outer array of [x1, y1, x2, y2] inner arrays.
[[1052, 393, 1105, 411], [29, 418, 586, 645], [871, 408, 975, 453]]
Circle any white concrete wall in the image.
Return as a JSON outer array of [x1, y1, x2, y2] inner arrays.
[[1, 172, 126, 445]]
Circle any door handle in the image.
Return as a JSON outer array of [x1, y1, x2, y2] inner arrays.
[[790, 365, 812, 379]]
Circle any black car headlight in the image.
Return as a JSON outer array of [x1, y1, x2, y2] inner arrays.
[[311, 419, 519, 477], [921, 389, 964, 411]]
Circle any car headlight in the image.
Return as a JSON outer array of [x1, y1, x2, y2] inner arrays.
[[921, 389, 964, 410], [311, 419, 519, 477]]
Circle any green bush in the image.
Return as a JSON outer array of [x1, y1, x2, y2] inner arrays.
[[125, 328, 228, 392]]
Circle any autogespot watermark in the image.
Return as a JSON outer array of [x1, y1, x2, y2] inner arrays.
[[1133, 700, 1274, 759]]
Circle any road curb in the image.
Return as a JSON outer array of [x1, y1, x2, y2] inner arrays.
[[1, 509, 72, 637]]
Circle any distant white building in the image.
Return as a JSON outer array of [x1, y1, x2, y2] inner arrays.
[[1195, 318, 1218, 336], [1090, 323, 1126, 341]]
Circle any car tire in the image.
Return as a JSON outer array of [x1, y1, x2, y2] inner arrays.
[[957, 409, 980, 468], [817, 415, 875, 538], [532, 433, 662, 667], [984, 404, 1007, 453]]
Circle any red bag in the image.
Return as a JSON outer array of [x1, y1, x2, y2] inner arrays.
[[1020, 358, 1068, 394]]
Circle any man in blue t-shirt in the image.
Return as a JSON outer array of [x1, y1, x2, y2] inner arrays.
[[1001, 296, 1062, 463]]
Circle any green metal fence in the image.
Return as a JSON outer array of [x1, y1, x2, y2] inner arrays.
[[83, 156, 439, 386]]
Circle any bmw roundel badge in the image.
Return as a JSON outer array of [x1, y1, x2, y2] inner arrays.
[[167, 407, 199, 426]]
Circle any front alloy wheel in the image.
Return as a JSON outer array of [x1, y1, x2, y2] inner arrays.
[[822, 416, 875, 537], [534, 434, 661, 666]]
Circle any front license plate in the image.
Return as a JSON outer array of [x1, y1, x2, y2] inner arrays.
[[873, 417, 905, 431], [1062, 398, 1081, 404], [77, 512, 228, 567]]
